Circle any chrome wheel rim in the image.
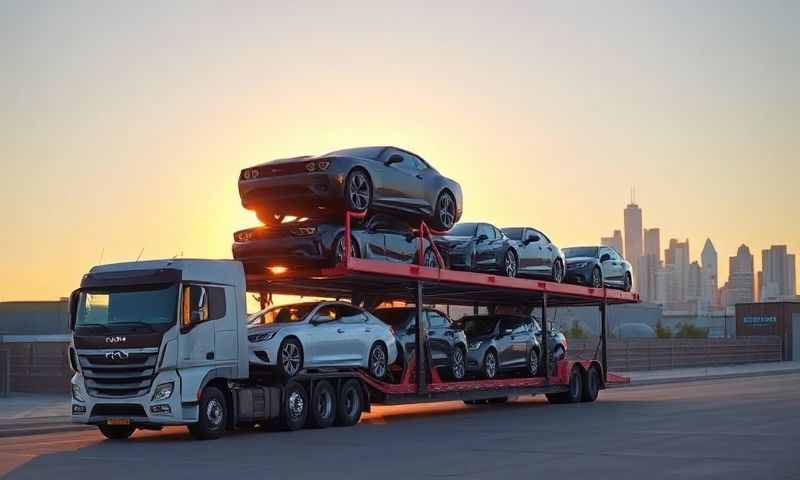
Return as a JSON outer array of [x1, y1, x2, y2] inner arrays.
[[452, 348, 465, 379], [505, 252, 517, 277], [530, 351, 539, 374], [438, 194, 455, 229], [317, 390, 333, 419], [553, 260, 563, 283], [335, 237, 358, 264], [592, 268, 602, 288], [348, 172, 370, 210], [281, 342, 301, 376], [206, 399, 224, 428], [485, 352, 496, 378], [424, 249, 438, 267], [370, 346, 386, 378], [288, 391, 304, 419]]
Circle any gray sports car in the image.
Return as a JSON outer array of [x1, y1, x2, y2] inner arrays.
[[239, 146, 463, 230], [455, 315, 542, 379]]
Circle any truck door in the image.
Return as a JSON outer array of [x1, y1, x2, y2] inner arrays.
[[211, 286, 237, 362], [178, 284, 215, 368]]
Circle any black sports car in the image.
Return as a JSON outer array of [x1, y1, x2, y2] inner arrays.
[[434, 223, 566, 281], [563, 246, 633, 291], [455, 315, 542, 379], [232, 214, 440, 275], [238, 146, 463, 231], [371, 307, 468, 380]]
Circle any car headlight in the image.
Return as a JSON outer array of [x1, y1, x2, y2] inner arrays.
[[290, 226, 317, 236], [71, 384, 85, 402], [468, 341, 482, 351], [249, 330, 279, 343], [151, 382, 174, 402]]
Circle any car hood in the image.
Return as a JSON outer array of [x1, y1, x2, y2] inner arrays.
[[565, 256, 596, 265], [253, 155, 314, 168], [435, 235, 472, 245]]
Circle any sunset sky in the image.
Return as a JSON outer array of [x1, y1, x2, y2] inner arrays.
[[1, 1, 797, 301]]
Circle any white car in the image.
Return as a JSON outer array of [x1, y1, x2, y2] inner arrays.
[[247, 301, 398, 379]]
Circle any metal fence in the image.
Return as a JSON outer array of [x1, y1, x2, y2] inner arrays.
[[0, 349, 9, 397], [570, 336, 783, 371], [0, 342, 72, 393]]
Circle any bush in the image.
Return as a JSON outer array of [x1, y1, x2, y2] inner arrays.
[[674, 322, 708, 338], [655, 320, 673, 338]]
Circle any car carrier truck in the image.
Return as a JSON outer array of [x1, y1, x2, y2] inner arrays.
[[69, 214, 637, 440]]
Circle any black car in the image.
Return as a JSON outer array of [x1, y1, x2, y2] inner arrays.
[[563, 246, 633, 291], [372, 307, 468, 380], [530, 316, 568, 362], [238, 146, 463, 230], [232, 214, 440, 275], [434, 223, 565, 281], [455, 315, 542, 379]]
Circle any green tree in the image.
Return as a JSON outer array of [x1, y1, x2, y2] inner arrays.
[[655, 320, 673, 338], [675, 322, 708, 338], [566, 320, 587, 339]]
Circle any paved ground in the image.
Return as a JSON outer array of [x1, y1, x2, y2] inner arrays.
[[0, 373, 797, 480]]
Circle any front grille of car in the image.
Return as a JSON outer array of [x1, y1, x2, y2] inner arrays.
[[243, 161, 312, 179], [78, 350, 158, 398]]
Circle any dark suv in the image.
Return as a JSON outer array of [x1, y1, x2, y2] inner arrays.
[[372, 307, 468, 380]]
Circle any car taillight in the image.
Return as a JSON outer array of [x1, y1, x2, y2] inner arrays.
[[242, 168, 260, 180], [234, 230, 255, 242], [290, 226, 318, 236], [305, 161, 317, 172]]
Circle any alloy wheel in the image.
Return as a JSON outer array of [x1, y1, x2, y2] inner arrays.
[[370, 346, 386, 378], [335, 236, 358, 264], [452, 348, 465, 379], [281, 342, 301, 376], [348, 172, 371, 211], [553, 260, 564, 283], [485, 351, 497, 378], [424, 249, 438, 267], [438, 194, 456, 230], [504, 251, 517, 277], [592, 268, 603, 288], [529, 350, 539, 375]]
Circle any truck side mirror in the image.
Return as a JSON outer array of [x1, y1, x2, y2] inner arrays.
[[68, 290, 80, 330]]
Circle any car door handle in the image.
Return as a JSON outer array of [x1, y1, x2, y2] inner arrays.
[[206, 352, 215, 360], [364, 328, 372, 333], [337, 328, 345, 334]]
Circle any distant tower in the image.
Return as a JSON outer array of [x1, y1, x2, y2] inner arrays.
[[700, 238, 718, 308], [644, 228, 661, 262], [623, 190, 643, 264], [601, 230, 624, 254], [727, 244, 754, 306]]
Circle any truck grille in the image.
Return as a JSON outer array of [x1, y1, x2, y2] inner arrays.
[[78, 349, 158, 398]]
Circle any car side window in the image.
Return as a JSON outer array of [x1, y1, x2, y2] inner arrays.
[[337, 305, 366, 324], [393, 152, 423, 174], [427, 311, 448, 329], [493, 227, 504, 239], [513, 319, 528, 335], [476, 224, 492, 239]]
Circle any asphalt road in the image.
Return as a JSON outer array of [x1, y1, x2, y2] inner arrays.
[[1, 374, 798, 480]]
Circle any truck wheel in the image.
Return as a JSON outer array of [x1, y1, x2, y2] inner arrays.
[[98, 425, 135, 440], [279, 381, 308, 431], [188, 386, 227, 440], [546, 366, 583, 404], [335, 379, 363, 427], [582, 366, 601, 403], [307, 380, 336, 429]]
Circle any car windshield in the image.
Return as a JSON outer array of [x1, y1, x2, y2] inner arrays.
[[502, 228, 524, 240], [372, 309, 412, 329], [249, 303, 318, 325], [448, 223, 477, 237], [76, 284, 178, 327], [324, 147, 385, 160], [564, 247, 599, 258], [459, 316, 498, 337]]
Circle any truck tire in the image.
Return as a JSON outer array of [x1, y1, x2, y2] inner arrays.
[[98, 425, 135, 440], [334, 379, 363, 427], [581, 365, 601, 403], [188, 386, 227, 440], [546, 366, 583, 404], [307, 380, 336, 429], [280, 381, 308, 431]]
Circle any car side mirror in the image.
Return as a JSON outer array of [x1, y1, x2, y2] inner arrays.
[[477, 234, 488, 243], [600, 254, 611, 262], [525, 234, 540, 244], [385, 154, 403, 166]]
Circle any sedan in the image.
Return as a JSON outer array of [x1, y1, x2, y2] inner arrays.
[[563, 246, 633, 291], [233, 214, 441, 275], [454, 315, 542, 379], [372, 307, 468, 380], [238, 146, 463, 231], [434, 223, 565, 281], [247, 302, 398, 379]]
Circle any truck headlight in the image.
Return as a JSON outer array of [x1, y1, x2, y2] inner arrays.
[[468, 341, 482, 351], [151, 382, 174, 402], [248, 330, 279, 343], [71, 384, 85, 402]]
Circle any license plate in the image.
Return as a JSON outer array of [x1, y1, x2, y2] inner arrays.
[[106, 418, 131, 426]]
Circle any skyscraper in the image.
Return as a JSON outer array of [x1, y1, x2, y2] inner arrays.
[[700, 238, 719, 309], [664, 238, 690, 304], [727, 244, 754, 306], [760, 245, 797, 300], [600, 230, 623, 254], [644, 228, 661, 262], [624, 200, 642, 265]]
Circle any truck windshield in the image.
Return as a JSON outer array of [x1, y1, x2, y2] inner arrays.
[[249, 303, 317, 326], [76, 284, 179, 327]]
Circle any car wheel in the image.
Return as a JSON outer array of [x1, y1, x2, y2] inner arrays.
[[307, 380, 336, 429], [280, 381, 308, 431], [255, 209, 285, 225], [591, 266, 603, 288], [98, 425, 135, 440], [345, 169, 372, 212], [552, 259, 564, 283], [335, 379, 363, 426], [482, 349, 497, 379], [527, 347, 540, 376], [431, 191, 457, 231], [332, 234, 361, 266], [278, 338, 303, 377], [423, 247, 439, 268], [623, 272, 632, 292], [582, 366, 601, 403], [503, 250, 518, 278], [187, 386, 227, 440], [450, 345, 466, 380], [546, 366, 583, 404], [368, 342, 388, 379]]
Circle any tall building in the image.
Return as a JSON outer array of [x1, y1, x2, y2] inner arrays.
[[664, 239, 690, 304], [600, 230, 623, 255], [700, 238, 719, 309], [687, 261, 702, 301], [624, 201, 643, 265], [726, 244, 754, 306], [637, 254, 659, 303], [644, 228, 661, 262], [760, 245, 797, 300]]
